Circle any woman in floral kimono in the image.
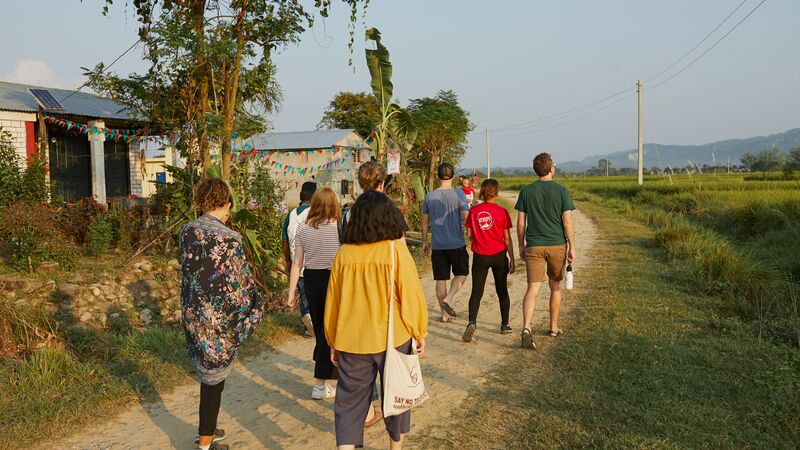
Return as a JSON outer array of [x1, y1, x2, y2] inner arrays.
[[180, 178, 264, 450]]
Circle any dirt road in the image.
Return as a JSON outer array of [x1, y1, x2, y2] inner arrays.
[[50, 194, 596, 449]]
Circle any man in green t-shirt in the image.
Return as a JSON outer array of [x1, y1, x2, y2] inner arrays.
[[514, 153, 575, 350]]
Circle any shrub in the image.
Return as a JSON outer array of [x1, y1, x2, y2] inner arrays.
[[0, 203, 80, 271], [59, 198, 107, 245], [86, 214, 114, 255], [0, 128, 23, 208]]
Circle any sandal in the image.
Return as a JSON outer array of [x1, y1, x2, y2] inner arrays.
[[521, 328, 536, 349], [549, 328, 563, 337], [365, 409, 383, 428], [442, 302, 458, 318], [438, 316, 450, 323]]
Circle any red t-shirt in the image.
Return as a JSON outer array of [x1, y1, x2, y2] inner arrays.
[[462, 186, 475, 204], [465, 202, 512, 255]]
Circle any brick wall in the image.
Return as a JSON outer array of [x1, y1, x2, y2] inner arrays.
[[0, 111, 36, 168]]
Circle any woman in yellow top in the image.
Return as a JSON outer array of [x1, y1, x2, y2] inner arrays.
[[325, 190, 428, 450]]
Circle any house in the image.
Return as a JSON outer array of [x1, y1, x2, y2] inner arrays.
[[0, 80, 149, 203], [238, 129, 373, 204]]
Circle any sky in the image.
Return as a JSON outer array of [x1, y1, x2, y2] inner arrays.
[[2, 0, 798, 168]]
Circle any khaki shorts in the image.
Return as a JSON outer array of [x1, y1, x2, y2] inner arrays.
[[524, 245, 567, 283]]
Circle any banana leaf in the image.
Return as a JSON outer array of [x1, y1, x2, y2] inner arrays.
[[365, 27, 393, 112]]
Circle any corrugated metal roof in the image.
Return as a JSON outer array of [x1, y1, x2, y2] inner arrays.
[[249, 129, 360, 150], [0, 80, 133, 120]]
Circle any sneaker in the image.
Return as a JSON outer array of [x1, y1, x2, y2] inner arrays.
[[194, 428, 226, 444], [462, 322, 477, 342], [521, 328, 536, 349], [199, 443, 228, 450], [500, 324, 513, 334], [302, 314, 315, 338], [311, 384, 336, 400]]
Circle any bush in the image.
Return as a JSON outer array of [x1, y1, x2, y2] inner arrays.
[[0, 129, 50, 208], [59, 198, 107, 245], [0, 203, 80, 271], [86, 214, 114, 255]]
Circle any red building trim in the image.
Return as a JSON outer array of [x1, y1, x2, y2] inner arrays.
[[25, 121, 36, 160]]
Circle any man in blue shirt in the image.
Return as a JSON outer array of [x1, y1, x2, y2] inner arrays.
[[422, 163, 470, 322], [282, 182, 316, 337]]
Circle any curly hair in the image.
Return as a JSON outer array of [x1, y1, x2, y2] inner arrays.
[[306, 187, 341, 229], [194, 178, 233, 212], [343, 190, 405, 244]]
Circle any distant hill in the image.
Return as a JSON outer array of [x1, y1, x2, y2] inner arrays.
[[555, 128, 800, 173]]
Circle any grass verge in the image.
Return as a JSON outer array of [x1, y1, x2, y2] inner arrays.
[[416, 201, 800, 448], [0, 307, 301, 448]]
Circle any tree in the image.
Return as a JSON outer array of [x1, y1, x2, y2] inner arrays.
[[786, 147, 800, 174], [318, 92, 381, 138], [740, 152, 757, 172], [408, 90, 474, 191], [752, 148, 786, 175], [598, 158, 611, 176], [94, 0, 367, 179]]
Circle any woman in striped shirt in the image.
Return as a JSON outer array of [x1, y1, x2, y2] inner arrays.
[[288, 187, 342, 399]]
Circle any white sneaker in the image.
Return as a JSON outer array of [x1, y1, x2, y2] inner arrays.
[[302, 314, 315, 338], [311, 384, 335, 400]]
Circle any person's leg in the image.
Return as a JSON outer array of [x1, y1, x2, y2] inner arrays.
[[545, 245, 567, 333], [378, 340, 413, 447], [304, 269, 336, 386], [298, 277, 314, 337], [444, 247, 469, 306], [522, 247, 547, 332], [467, 254, 490, 323], [198, 380, 225, 446], [490, 252, 511, 328], [431, 250, 453, 321], [335, 351, 379, 449]]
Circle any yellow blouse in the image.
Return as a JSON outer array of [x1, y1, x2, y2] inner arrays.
[[324, 239, 428, 354]]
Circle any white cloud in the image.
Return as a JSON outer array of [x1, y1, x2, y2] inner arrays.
[[3, 59, 66, 88]]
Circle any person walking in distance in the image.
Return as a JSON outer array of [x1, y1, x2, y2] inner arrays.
[[460, 176, 476, 205], [515, 153, 575, 349], [462, 179, 515, 342], [422, 163, 470, 322], [287, 187, 342, 399], [282, 182, 316, 338]]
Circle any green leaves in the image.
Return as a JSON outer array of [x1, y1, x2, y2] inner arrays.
[[365, 27, 393, 114]]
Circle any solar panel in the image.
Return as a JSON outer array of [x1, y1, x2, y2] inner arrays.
[[29, 88, 65, 111]]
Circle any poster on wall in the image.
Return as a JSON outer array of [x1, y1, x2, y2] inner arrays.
[[387, 151, 400, 174]]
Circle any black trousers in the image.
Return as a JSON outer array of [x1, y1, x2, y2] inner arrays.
[[199, 380, 225, 436], [303, 268, 337, 380], [468, 250, 511, 326]]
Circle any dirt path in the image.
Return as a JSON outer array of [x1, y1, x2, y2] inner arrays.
[[50, 193, 597, 450]]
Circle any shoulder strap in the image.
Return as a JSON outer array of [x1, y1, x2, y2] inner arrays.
[[387, 240, 396, 349]]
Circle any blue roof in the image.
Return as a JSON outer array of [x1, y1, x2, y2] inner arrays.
[[0, 81, 132, 120], [248, 129, 361, 150]]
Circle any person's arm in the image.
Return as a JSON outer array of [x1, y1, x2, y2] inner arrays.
[[517, 211, 527, 258], [396, 244, 428, 356], [563, 211, 575, 263], [286, 244, 304, 308], [464, 209, 473, 240], [421, 213, 430, 256], [504, 228, 516, 274], [281, 239, 291, 270]]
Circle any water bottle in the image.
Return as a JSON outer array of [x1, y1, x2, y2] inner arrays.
[[565, 264, 574, 290]]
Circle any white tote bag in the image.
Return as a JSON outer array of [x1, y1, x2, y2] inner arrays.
[[383, 240, 429, 417]]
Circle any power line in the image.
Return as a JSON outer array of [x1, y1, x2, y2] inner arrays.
[[648, 0, 768, 91], [646, 0, 749, 83], [60, 38, 142, 102]]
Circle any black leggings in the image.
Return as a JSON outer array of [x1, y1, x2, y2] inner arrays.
[[468, 251, 510, 326], [304, 268, 338, 380], [199, 380, 225, 436]]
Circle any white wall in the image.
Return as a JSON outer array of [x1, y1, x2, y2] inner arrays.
[[0, 111, 36, 167]]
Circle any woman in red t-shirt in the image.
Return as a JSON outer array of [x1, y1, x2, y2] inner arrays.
[[461, 176, 476, 205], [462, 179, 516, 342]]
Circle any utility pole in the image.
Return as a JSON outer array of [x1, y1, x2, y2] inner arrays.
[[637, 80, 644, 186], [485, 128, 491, 178], [605, 159, 609, 177]]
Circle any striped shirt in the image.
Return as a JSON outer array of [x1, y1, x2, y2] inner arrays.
[[296, 220, 340, 270]]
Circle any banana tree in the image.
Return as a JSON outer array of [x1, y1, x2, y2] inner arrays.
[[365, 28, 415, 161]]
